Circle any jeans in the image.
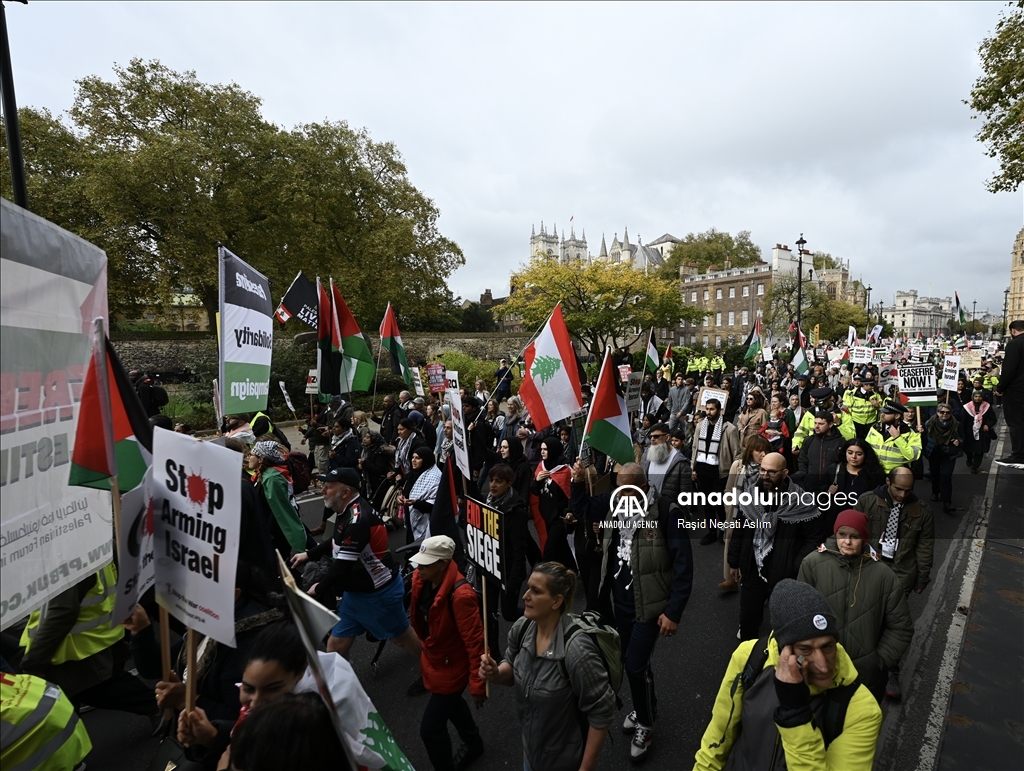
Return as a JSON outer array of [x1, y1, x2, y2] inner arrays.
[[928, 450, 957, 503], [420, 690, 481, 771], [615, 609, 661, 727]]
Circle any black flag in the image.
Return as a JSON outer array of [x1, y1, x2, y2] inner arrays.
[[275, 271, 318, 328]]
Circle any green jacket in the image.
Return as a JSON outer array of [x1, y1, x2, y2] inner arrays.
[[854, 488, 934, 593], [693, 636, 882, 771], [797, 541, 913, 693], [259, 467, 307, 552]]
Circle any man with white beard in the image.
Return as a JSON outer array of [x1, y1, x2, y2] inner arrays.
[[642, 422, 694, 509]]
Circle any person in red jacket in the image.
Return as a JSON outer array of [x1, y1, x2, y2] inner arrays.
[[410, 535, 487, 771]]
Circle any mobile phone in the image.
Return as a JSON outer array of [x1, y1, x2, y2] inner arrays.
[[797, 655, 806, 667]]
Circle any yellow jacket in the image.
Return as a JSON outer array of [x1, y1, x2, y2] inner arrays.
[[693, 636, 882, 771], [866, 424, 922, 473]]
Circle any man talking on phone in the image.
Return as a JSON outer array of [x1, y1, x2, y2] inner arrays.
[[692, 579, 882, 771]]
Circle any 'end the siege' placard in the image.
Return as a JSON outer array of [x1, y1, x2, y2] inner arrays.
[[465, 497, 504, 590], [153, 429, 241, 646]]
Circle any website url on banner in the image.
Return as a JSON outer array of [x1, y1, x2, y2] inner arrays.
[[0, 539, 112, 620], [229, 379, 269, 401]]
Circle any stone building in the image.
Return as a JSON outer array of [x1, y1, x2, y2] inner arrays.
[[1009, 227, 1024, 321], [673, 260, 773, 349], [881, 291, 953, 337]]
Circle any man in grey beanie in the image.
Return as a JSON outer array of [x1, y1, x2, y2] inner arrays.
[[693, 579, 882, 771]]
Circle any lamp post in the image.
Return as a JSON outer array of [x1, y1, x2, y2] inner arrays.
[[865, 284, 872, 313], [795, 234, 807, 337], [1004, 288, 1010, 339], [972, 300, 977, 337]]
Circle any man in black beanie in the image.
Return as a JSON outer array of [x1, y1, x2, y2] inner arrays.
[[693, 579, 882, 771]]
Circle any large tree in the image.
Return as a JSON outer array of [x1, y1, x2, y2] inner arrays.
[[966, 2, 1023, 193], [502, 257, 703, 359], [762, 275, 871, 342], [656, 228, 762, 281], [1, 59, 464, 330]]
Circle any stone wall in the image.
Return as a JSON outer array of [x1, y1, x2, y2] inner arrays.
[[112, 332, 535, 380]]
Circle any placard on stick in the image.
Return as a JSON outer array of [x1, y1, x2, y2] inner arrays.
[[897, 363, 938, 407], [464, 497, 505, 590]]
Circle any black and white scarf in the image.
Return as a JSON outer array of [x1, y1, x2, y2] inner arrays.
[[881, 501, 903, 560], [695, 417, 724, 466]]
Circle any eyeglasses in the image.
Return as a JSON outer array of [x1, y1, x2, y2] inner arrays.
[[650, 433, 667, 440]]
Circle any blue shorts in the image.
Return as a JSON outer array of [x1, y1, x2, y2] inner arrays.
[[331, 574, 409, 640]]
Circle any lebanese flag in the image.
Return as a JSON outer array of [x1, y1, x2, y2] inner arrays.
[[583, 349, 634, 466], [331, 282, 375, 393], [316, 277, 341, 396], [518, 303, 583, 430], [69, 327, 152, 492], [379, 302, 412, 388]]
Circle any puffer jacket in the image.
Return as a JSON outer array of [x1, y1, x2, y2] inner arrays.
[[854, 487, 934, 593], [507, 613, 615, 771], [793, 428, 845, 492], [410, 560, 485, 697], [797, 540, 913, 694], [643, 449, 693, 510]]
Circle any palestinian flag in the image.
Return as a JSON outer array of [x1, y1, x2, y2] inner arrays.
[[379, 302, 412, 388], [331, 282, 375, 393], [664, 344, 673, 362], [743, 316, 763, 362], [518, 303, 583, 430], [645, 328, 659, 374], [955, 292, 966, 326], [317, 277, 341, 397], [583, 349, 634, 466], [847, 325, 858, 348], [69, 328, 153, 492], [790, 337, 809, 375]]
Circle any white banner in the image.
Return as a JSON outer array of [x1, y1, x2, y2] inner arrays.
[[219, 247, 273, 415], [851, 347, 872, 364], [625, 372, 644, 413], [941, 356, 961, 391], [410, 367, 425, 398], [761, 345, 774, 363], [154, 430, 241, 646], [112, 469, 156, 624], [1, 199, 113, 631], [445, 371, 471, 479]]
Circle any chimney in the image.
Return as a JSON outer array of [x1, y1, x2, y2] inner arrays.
[[724, 258, 732, 270]]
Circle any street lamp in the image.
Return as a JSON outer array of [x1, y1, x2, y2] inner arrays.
[[795, 234, 807, 337], [865, 284, 872, 313], [1004, 288, 1010, 338], [972, 300, 977, 337]]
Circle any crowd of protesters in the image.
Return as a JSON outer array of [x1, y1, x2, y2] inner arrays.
[[3, 322, 1019, 771]]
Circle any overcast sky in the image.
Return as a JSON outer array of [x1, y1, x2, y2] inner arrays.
[[7, 1, 1021, 319]]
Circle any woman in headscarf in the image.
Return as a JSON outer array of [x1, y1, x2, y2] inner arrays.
[[530, 438, 576, 572], [248, 441, 310, 555], [962, 390, 998, 474], [924, 402, 964, 514], [400, 447, 442, 543]]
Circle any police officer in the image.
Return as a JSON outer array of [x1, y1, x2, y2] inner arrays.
[[845, 372, 883, 439], [866, 401, 923, 474], [791, 387, 855, 453], [1, 673, 92, 770]]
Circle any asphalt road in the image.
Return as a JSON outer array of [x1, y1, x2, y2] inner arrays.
[[78, 426, 1003, 770]]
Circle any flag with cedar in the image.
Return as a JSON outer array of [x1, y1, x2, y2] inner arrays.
[[518, 303, 583, 430], [583, 349, 634, 466], [645, 328, 660, 374], [69, 323, 153, 492], [316, 277, 341, 397], [379, 302, 413, 388], [331, 282, 375, 393]]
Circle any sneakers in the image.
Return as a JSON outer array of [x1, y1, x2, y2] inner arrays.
[[886, 672, 902, 701], [630, 725, 653, 762], [717, 578, 738, 592], [996, 454, 1024, 468], [453, 739, 484, 770], [622, 710, 638, 734]]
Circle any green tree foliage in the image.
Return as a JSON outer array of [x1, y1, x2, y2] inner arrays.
[[966, 2, 1024, 193], [0, 59, 464, 330], [762, 275, 870, 342], [812, 251, 840, 271], [657, 228, 762, 280], [503, 257, 703, 359], [460, 302, 497, 332]]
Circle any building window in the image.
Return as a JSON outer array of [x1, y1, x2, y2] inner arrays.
[[742, 310, 749, 325], [715, 313, 722, 326], [901, 321, 906, 327], [716, 289, 723, 300], [902, 301, 907, 307], [703, 290, 709, 301], [691, 335, 697, 344], [691, 291, 697, 302], [743, 285, 750, 297], [703, 335, 709, 347], [757, 284, 764, 295], [716, 335, 722, 348], [729, 288, 736, 299], [728, 311, 735, 326]]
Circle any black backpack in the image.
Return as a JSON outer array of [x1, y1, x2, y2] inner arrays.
[[288, 451, 311, 495], [741, 636, 860, 748]]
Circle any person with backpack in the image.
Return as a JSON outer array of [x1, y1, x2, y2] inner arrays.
[[410, 536, 487, 771], [568, 461, 694, 763], [248, 441, 311, 556], [693, 579, 883, 770], [479, 562, 615, 771]]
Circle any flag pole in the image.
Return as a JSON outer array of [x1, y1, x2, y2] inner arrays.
[[371, 336, 384, 415]]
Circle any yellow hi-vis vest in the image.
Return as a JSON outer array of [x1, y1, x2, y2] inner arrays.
[[847, 389, 882, 425], [20, 564, 121, 665], [0, 674, 92, 771], [866, 424, 922, 473]]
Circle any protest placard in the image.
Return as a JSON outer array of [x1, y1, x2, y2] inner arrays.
[[878, 366, 899, 393], [154, 429, 241, 646], [897, 363, 938, 407], [445, 371, 471, 479], [851, 347, 872, 364], [279, 381, 297, 416], [617, 364, 632, 383], [464, 497, 504, 590], [940, 356, 961, 391], [625, 371, 644, 413], [410, 367, 425, 397], [427, 363, 446, 394], [697, 387, 730, 410], [111, 470, 156, 625], [305, 368, 319, 395], [959, 351, 982, 371], [762, 345, 774, 363], [219, 247, 273, 414]]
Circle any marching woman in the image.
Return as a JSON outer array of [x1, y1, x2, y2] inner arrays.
[[962, 390, 998, 474], [924, 402, 964, 513], [248, 441, 311, 553], [530, 438, 576, 572], [399, 447, 442, 542]]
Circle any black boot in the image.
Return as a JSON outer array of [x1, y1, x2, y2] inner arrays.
[[699, 527, 718, 546]]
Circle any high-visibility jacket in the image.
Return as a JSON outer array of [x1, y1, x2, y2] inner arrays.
[[866, 424, 922, 473], [983, 374, 999, 392], [20, 564, 121, 665], [0, 674, 92, 771], [792, 408, 856, 450], [845, 389, 882, 426], [710, 356, 726, 373]]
